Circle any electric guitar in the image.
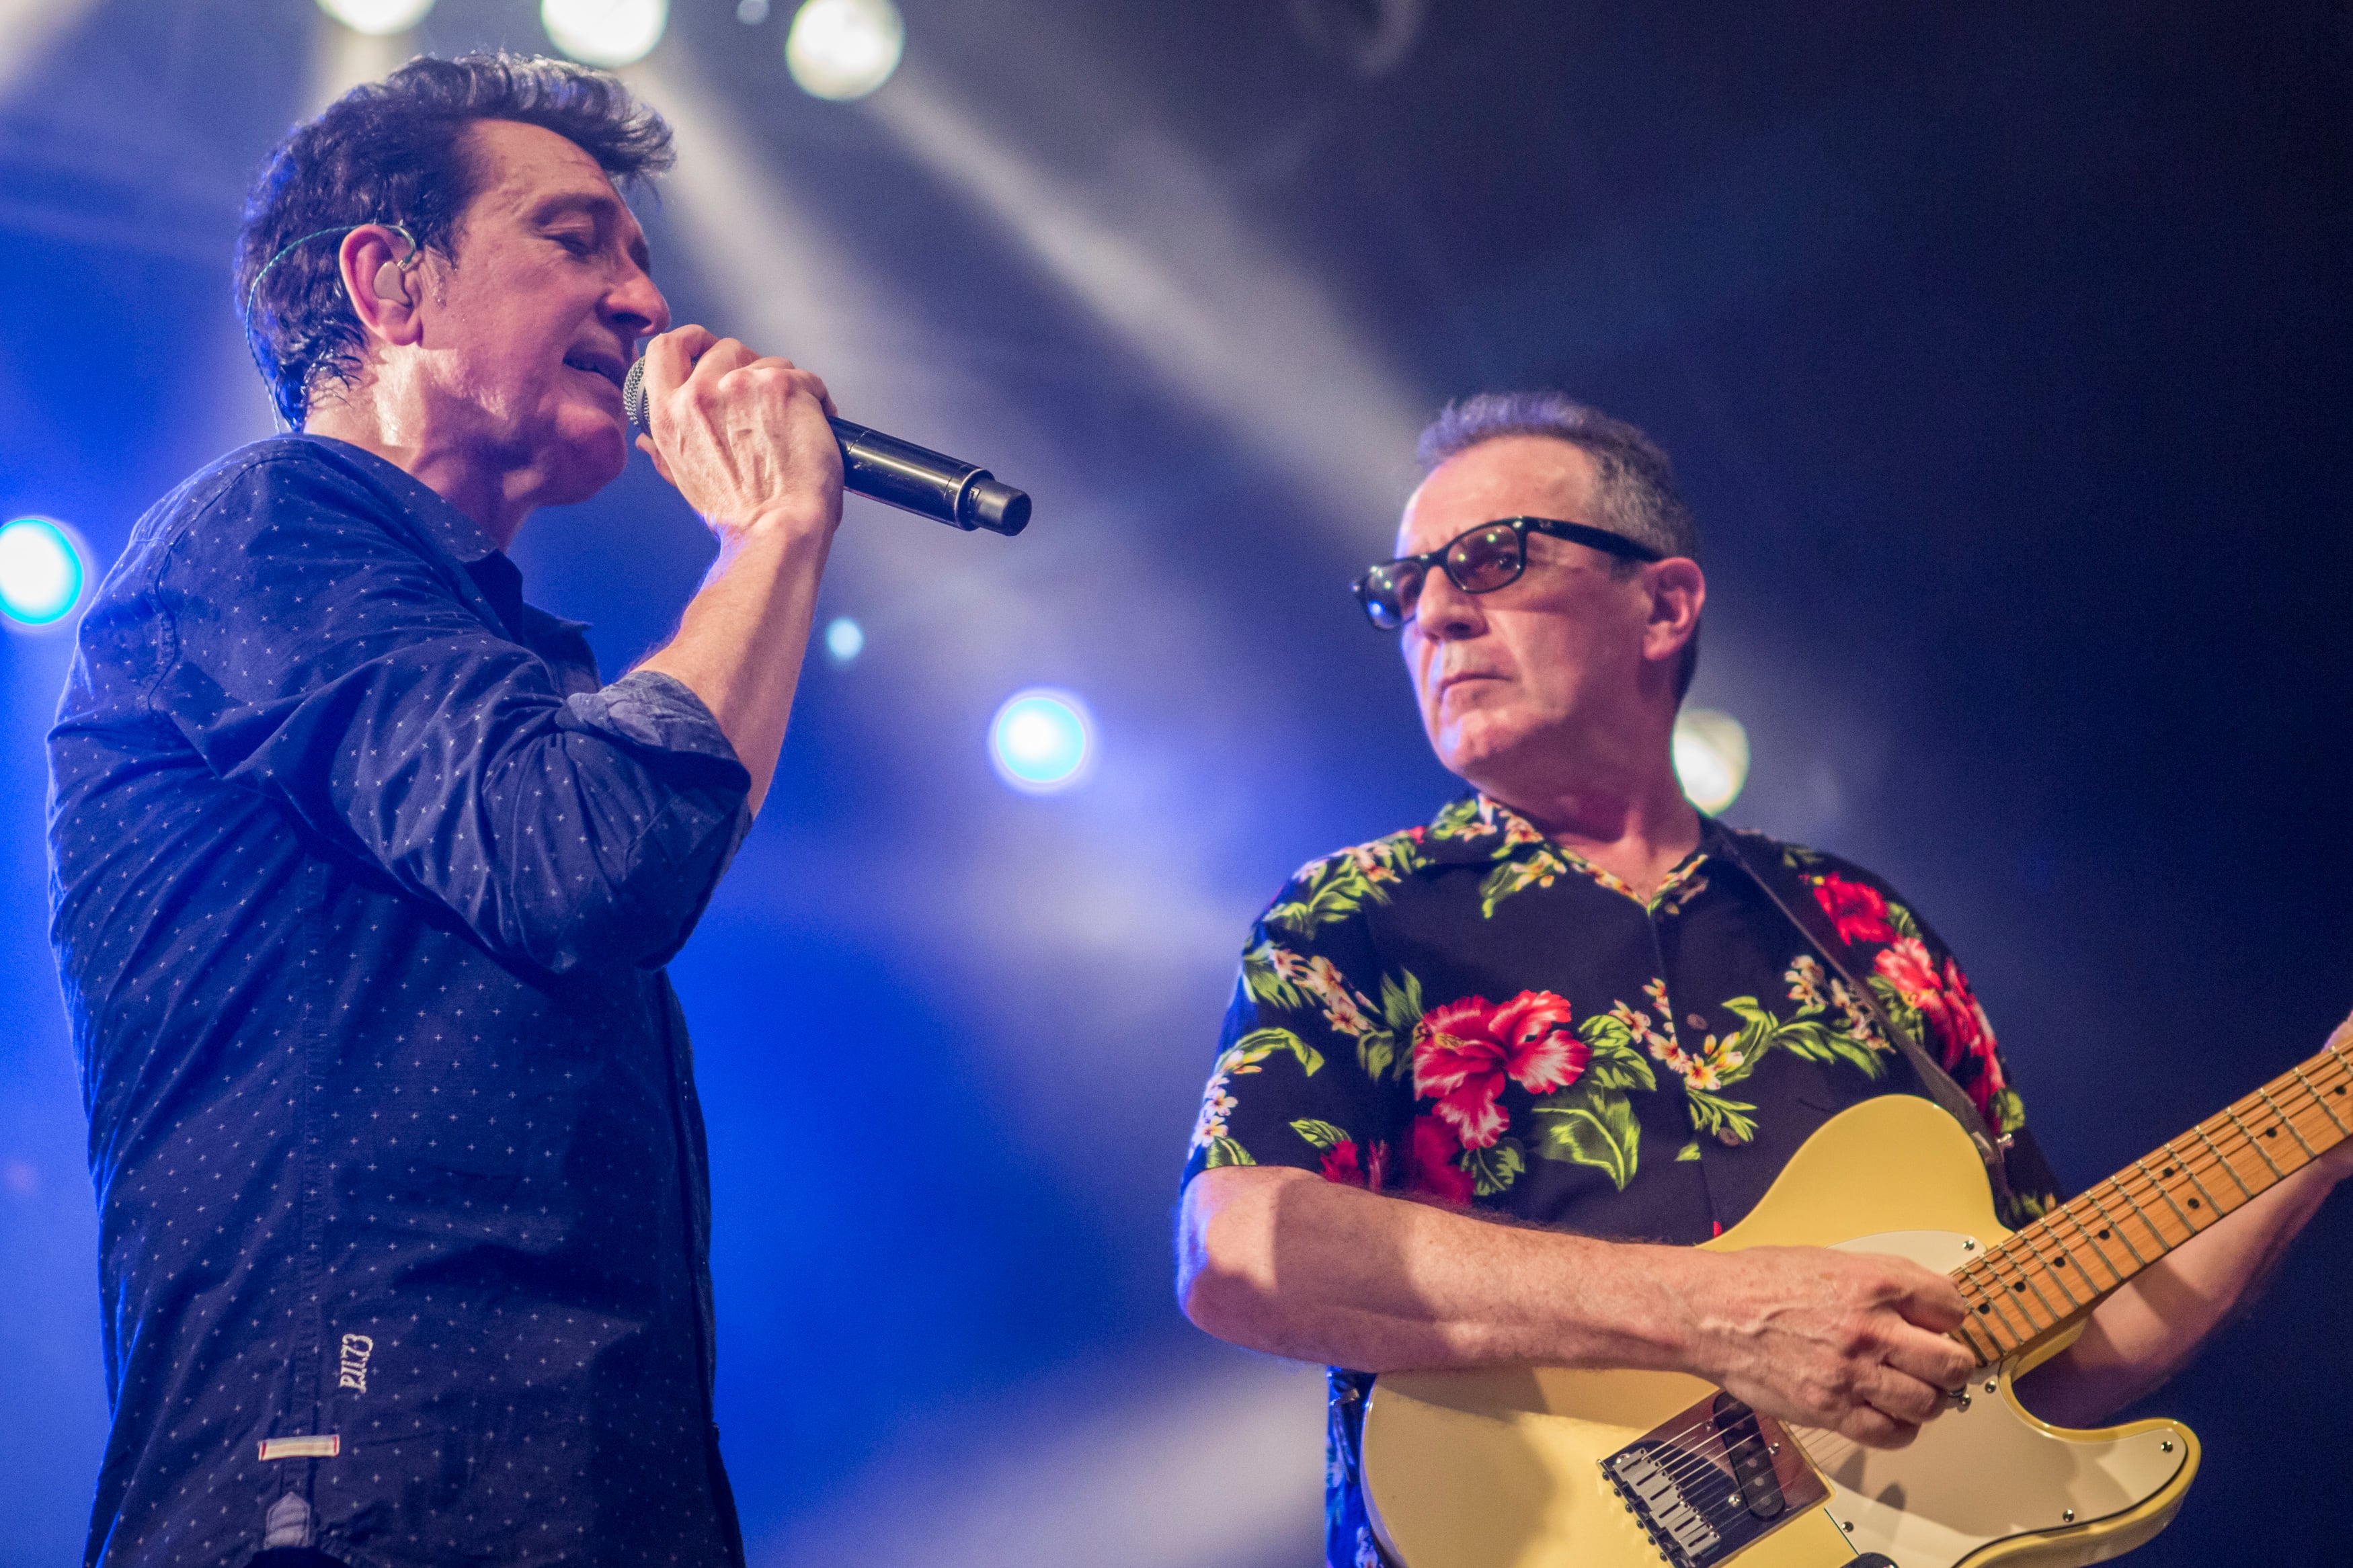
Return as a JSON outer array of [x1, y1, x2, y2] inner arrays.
[[1360, 1027, 2353, 1568]]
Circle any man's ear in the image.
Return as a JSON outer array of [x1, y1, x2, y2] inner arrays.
[[1643, 556, 1706, 663], [337, 224, 426, 348]]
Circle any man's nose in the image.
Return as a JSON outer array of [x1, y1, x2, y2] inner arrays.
[[608, 263, 670, 342], [1412, 568, 1484, 641]]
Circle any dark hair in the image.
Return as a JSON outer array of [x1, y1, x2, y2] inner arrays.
[[235, 52, 674, 429], [1417, 391, 1702, 698]]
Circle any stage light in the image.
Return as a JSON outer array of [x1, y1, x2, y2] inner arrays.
[[785, 0, 905, 101], [824, 616, 865, 665], [1673, 707, 1751, 815], [737, 0, 769, 19], [315, 0, 435, 35], [542, 0, 668, 67], [990, 689, 1092, 794], [0, 517, 87, 628]]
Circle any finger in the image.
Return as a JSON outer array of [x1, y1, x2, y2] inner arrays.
[[1856, 1363, 1945, 1427], [1882, 1264, 1968, 1333], [684, 337, 759, 388], [1840, 1405, 1920, 1451], [1880, 1323, 1974, 1389], [642, 326, 716, 397], [634, 433, 674, 484]]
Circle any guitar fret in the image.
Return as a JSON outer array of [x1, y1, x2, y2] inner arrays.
[[2128, 1159, 2196, 1240], [1963, 1257, 2037, 1346], [2165, 1137, 2226, 1219], [2078, 1185, 2149, 1268], [2294, 1064, 2352, 1138], [2059, 1204, 2129, 1291], [2106, 1175, 2172, 1259], [1977, 1243, 2059, 1334], [2016, 1220, 2090, 1309], [2186, 1125, 2253, 1203], [2255, 1084, 2321, 1159], [2219, 1105, 2286, 1179]]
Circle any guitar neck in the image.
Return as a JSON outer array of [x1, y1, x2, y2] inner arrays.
[[1952, 1026, 2353, 1364]]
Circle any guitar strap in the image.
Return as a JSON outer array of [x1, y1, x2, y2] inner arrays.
[[1708, 825, 2019, 1212]]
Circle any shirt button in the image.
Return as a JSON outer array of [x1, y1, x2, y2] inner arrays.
[[1716, 1125, 1745, 1147], [1686, 1014, 1708, 1031]]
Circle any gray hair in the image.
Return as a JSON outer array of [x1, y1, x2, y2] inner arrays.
[[1417, 391, 1702, 698], [1417, 392, 1701, 563]]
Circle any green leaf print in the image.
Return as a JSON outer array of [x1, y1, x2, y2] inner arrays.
[[1232, 1026, 1324, 1077], [1685, 1089, 1758, 1146], [1289, 1118, 1351, 1152], [1531, 1081, 1643, 1190], [1240, 938, 1306, 1012], [1380, 970, 1425, 1034], [1574, 1013, 1659, 1093], [1203, 1137, 1257, 1169], [1720, 997, 1886, 1081], [1887, 901, 1922, 941], [1464, 1138, 1527, 1197], [1263, 839, 1420, 936], [1476, 852, 1564, 919], [1674, 1140, 1702, 1162]]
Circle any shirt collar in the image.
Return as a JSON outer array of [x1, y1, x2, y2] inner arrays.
[[1421, 790, 1724, 905], [297, 434, 503, 565], [294, 434, 596, 655]]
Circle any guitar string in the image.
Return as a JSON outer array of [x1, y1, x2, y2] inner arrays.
[[1958, 1065, 2350, 1351], [1952, 1053, 2350, 1349], [1581, 1048, 2353, 1500], [1613, 1053, 2353, 1496]]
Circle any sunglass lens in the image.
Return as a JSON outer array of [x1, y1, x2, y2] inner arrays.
[[1357, 561, 1423, 628], [1448, 526, 1524, 592]]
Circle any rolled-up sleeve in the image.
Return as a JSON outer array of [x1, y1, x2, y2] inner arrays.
[[145, 454, 751, 976]]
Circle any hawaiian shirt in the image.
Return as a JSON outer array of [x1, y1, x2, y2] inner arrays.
[[1179, 794, 2060, 1568], [49, 436, 754, 1568]]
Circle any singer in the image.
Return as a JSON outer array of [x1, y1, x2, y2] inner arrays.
[[49, 54, 840, 1568]]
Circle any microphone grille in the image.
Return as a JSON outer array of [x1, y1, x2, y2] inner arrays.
[[621, 358, 649, 431]]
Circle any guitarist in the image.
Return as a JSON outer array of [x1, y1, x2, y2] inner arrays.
[[1174, 392, 2352, 1568]]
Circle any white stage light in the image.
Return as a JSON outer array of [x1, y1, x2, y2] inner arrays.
[[543, 0, 668, 67], [1673, 707, 1751, 815], [990, 688, 1092, 794], [315, 0, 435, 36], [785, 0, 905, 101], [824, 616, 865, 665], [0, 516, 87, 628]]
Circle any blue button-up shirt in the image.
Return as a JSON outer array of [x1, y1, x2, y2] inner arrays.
[[48, 435, 755, 1568]]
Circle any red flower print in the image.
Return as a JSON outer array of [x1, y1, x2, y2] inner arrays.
[[1873, 940, 2005, 1120], [1810, 872, 1897, 946], [1404, 1115, 1473, 1205], [1872, 936, 1941, 1007], [1320, 1139, 1388, 1190], [1411, 991, 1590, 1149]]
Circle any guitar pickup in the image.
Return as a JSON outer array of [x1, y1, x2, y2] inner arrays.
[[1603, 1395, 1827, 1568]]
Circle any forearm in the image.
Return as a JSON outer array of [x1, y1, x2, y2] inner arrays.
[[637, 506, 834, 815], [2020, 1156, 2346, 1426], [1179, 1166, 1704, 1373]]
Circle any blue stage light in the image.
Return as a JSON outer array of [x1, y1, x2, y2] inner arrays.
[[0, 517, 87, 628], [824, 616, 865, 665], [990, 689, 1092, 793]]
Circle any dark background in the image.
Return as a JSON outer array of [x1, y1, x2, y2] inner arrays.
[[1, 1, 2347, 1563]]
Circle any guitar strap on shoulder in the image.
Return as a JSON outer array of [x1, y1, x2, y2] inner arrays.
[[1708, 825, 2018, 1212]]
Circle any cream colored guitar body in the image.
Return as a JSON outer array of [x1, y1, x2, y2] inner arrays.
[[1361, 1096, 2200, 1568]]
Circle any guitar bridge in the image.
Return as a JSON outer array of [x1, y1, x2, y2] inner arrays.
[[1603, 1393, 1827, 1568]]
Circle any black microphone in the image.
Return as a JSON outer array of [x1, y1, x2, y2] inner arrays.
[[621, 358, 1029, 536]]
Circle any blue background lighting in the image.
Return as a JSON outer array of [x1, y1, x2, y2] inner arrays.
[[990, 688, 1092, 791], [0, 518, 85, 628]]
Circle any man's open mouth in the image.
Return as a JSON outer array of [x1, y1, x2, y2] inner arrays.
[[563, 353, 625, 391]]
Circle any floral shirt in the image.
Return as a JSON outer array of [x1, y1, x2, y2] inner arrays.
[[1180, 794, 2059, 1568]]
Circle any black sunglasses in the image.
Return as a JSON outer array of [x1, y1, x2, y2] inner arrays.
[[1352, 516, 1664, 630]]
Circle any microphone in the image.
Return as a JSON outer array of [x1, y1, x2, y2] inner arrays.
[[622, 358, 1030, 536]]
